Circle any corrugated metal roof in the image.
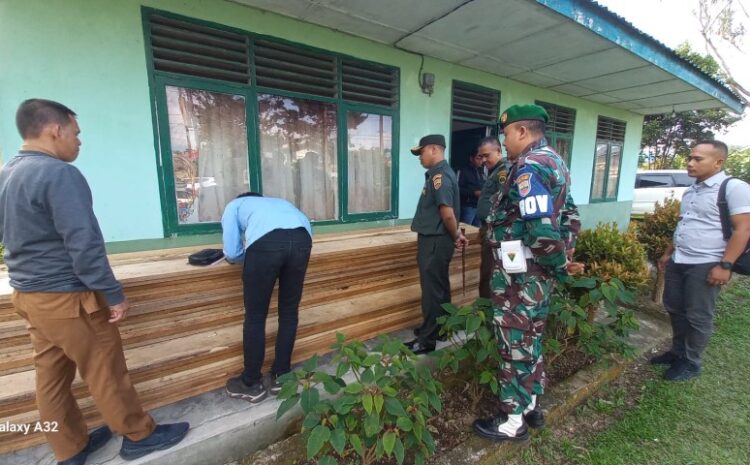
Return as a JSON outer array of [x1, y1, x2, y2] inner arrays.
[[230, 0, 744, 114]]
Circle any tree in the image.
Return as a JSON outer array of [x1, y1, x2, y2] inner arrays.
[[640, 44, 741, 169], [696, 0, 750, 106], [725, 145, 750, 182]]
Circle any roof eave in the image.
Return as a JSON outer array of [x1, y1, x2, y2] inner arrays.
[[537, 0, 745, 114]]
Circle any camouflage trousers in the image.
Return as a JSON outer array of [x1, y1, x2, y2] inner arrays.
[[490, 263, 555, 415]]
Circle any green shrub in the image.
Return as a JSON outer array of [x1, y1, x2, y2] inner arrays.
[[547, 276, 639, 361], [276, 333, 442, 465], [636, 199, 680, 264], [574, 222, 649, 291], [544, 223, 647, 362], [436, 298, 502, 409], [0, 243, 4, 264]]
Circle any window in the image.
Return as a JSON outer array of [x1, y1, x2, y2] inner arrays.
[[165, 86, 249, 225], [590, 117, 626, 202], [536, 101, 576, 166], [636, 174, 674, 188], [672, 172, 694, 187], [145, 9, 399, 234], [347, 112, 392, 214], [257, 95, 338, 221]]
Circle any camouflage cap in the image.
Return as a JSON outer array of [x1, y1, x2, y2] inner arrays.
[[499, 104, 549, 129]]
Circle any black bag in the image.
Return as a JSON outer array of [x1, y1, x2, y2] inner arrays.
[[188, 248, 224, 266], [717, 177, 750, 275]]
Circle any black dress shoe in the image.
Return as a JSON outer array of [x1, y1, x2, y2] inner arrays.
[[524, 405, 545, 429], [649, 351, 679, 365], [58, 426, 112, 465], [664, 358, 701, 381], [120, 422, 190, 460], [472, 416, 529, 442], [405, 339, 435, 355], [489, 407, 545, 429]]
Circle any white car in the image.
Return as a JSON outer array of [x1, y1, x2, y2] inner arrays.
[[631, 170, 693, 216]]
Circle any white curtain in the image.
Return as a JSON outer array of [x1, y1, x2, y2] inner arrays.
[[167, 86, 249, 224], [258, 94, 338, 221]]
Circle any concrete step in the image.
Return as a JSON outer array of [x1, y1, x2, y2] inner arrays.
[[2, 308, 670, 465], [0, 328, 426, 465]]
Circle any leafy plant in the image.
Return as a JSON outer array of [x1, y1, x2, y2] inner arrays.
[[574, 222, 649, 299], [436, 298, 502, 409], [635, 199, 681, 301], [547, 276, 640, 362], [543, 223, 646, 364], [275, 333, 442, 465], [636, 199, 680, 264]]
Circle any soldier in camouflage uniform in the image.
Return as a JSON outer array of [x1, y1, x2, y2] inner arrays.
[[475, 136, 511, 299], [473, 104, 583, 442]]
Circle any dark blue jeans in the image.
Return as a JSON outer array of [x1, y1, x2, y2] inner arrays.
[[241, 227, 312, 386]]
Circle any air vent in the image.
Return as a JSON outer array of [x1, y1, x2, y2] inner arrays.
[[342, 60, 398, 107], [149, 15, 250, 83], [254, 40, 336, 98], [451, 82, 499, 123], [538, 101, 576, 134], [596, 117, 627, 142]]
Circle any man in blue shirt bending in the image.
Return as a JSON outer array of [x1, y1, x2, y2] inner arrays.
[[221, 193, 312, 403]]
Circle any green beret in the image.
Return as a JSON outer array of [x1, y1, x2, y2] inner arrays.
[[499, 104, 549, 128]]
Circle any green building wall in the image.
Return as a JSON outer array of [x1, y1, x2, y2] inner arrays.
[[0, 0, 642, 250]]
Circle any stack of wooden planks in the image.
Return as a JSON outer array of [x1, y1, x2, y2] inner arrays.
[[0, 226, 480, 453]]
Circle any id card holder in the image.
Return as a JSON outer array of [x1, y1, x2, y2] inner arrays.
[[500, 240, 527, 274]]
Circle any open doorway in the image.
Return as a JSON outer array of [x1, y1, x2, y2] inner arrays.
[[449, 121, 492, 174], [449, 81, 500, 175]]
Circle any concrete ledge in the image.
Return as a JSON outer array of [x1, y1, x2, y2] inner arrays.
[[244, 309, 670, 465], [432, 308, 669, 465], [3, 312, 669, 465], [1, 329, 429, 465]]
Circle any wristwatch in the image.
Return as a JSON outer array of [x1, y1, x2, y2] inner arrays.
[[719, 260, 734, 270]]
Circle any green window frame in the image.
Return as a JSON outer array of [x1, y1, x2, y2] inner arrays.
[[536, 101, 576, 166], [590, 116, 626, 203], [142, 8, 400, 236]]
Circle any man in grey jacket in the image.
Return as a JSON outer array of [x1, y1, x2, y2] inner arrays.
[[0, 99, 188, 465]]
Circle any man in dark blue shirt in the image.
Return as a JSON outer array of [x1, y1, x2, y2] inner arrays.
[[458, 151, 487, 227]]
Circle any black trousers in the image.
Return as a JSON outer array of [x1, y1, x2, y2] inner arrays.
[[241, 227, 312, 386], [663, 259, 721, 366], [415, 234, 455, 346]]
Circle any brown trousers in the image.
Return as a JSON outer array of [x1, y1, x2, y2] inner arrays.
[[479, 223, 494, 299], [12, 291, 155, 461]]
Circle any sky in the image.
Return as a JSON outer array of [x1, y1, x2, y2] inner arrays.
[[597, 0, 750, 148]]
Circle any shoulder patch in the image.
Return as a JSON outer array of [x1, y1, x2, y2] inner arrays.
[[432, 174, 443, 190], [498, 169, 508, 185], [514, 165, 554, 220], [516, 173, 532, 197]]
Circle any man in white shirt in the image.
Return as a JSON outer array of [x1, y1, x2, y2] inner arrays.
[[654, 140, 750, 381]]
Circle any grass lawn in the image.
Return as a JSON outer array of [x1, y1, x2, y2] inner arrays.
[[513, 278, 750, 465]]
